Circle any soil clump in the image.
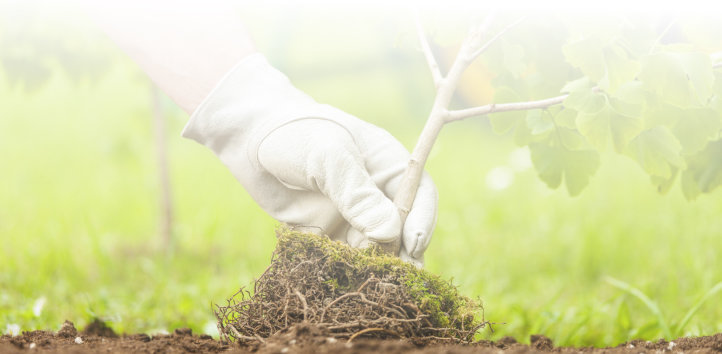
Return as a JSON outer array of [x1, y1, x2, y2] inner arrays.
[[215, 227, 487, 344]]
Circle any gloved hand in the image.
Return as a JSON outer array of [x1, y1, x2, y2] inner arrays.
[[182, 54, 437, 266]]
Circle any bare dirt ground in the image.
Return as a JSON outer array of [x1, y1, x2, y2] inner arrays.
[[2, 320, 722, 353], [7, 232, 720, 353]]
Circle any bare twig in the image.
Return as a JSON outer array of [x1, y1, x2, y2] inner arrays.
[[391, 15, 525, 242], [649, 18, 677, 55], [469, 16, 526, 60], [445, 94, 568, 122], [414, 10, 443, 88]]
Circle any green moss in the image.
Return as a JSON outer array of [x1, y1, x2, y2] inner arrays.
[[274, 225, 482, 332]]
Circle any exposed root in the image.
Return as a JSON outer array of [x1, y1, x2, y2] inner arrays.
[[215, 227, 487, 344]]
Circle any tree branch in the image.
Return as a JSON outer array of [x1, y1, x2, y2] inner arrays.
[[469, 16, 526, 60], [385, 14, 526, 256], [414, 11, 443, 87], [445, 94, 568, 123]]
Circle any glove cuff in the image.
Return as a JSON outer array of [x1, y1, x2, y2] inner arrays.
[[181, 53, 328, 168]]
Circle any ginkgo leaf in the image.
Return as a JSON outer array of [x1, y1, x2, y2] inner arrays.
[[599, 45, 640, 93], [563, 37, 605, 81], [529, 143, 600, 196], [554, 108, 578, 129], [681, 140, 722, 200], [561, 76, 594, 94], [650, 167, 679, 195], [625, 127, 684, 180], [577, 100, 644, 152], [526, 110, 554, 135], [613, 81, 647, 108], [564, 88, 606, 114], [672, 108, 722, 154], [638, 51, 714, 108], [556, 127, 589, 151]]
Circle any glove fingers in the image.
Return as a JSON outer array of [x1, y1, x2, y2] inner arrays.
[[258, 119, 401, 243], [357, 125, 438, 261]]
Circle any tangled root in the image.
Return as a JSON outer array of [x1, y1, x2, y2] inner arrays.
[[215, 227, 487, 344]]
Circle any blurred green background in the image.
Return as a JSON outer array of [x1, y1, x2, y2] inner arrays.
[[1, 2, 721, 347]]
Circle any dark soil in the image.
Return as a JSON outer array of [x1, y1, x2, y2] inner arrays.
[[2, 320, 722, 353]]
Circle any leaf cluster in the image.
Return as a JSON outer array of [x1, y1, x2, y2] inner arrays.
[[485, 16, 722, 198]]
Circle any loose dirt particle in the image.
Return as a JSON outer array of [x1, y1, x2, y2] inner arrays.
[[530, 334, 554, 351], [175, 328, 193, 336], [56, 321, 77, 338], [81, 319, 118, 338]]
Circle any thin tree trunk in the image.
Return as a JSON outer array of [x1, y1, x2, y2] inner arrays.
[[151, 85, 174, 249]]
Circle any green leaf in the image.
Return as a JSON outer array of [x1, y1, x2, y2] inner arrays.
[[526, 110, 554, 135], [612, 81, 647, 108], [638, 51, 714, 108], [529, 143, 600, 196], [556, 127, 588, 151], [564, 88, 606, 114], [681, 139, 722, 200], [625, 127, 684, 180], [599, 46, 640, 93], [561, 76, 594, 94], [643, 103, 683, 129], [650, 167, 679, 195], [577, 96, 644, 152], [711, 71, 722, 112], [554, 108, 578, 129], [488, 87, 526, 134], [672, 108, 722, 154], [563, 37, 605, 81]]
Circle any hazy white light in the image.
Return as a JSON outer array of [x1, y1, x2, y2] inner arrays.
[[508, 147, 532, 172], [486, 166, 514, 191], [33, 297, 46, 317], [203, 320, 218, 337], [5, 323, 20, 336]]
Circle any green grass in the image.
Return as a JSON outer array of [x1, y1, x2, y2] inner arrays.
[[2, 54, 722, 348]]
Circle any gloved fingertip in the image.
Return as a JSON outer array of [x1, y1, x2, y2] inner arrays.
[[346, 228, 367, 249], [400, 248, 424, 268], [365, 212, 402, 243], [404, 227, 432, 260]]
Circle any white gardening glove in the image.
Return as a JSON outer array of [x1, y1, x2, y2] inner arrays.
[[182, 54, 437, 266]]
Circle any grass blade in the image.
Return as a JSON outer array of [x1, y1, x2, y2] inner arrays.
[[605, 277, 672, 339], [674, 281, 722, 336]]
